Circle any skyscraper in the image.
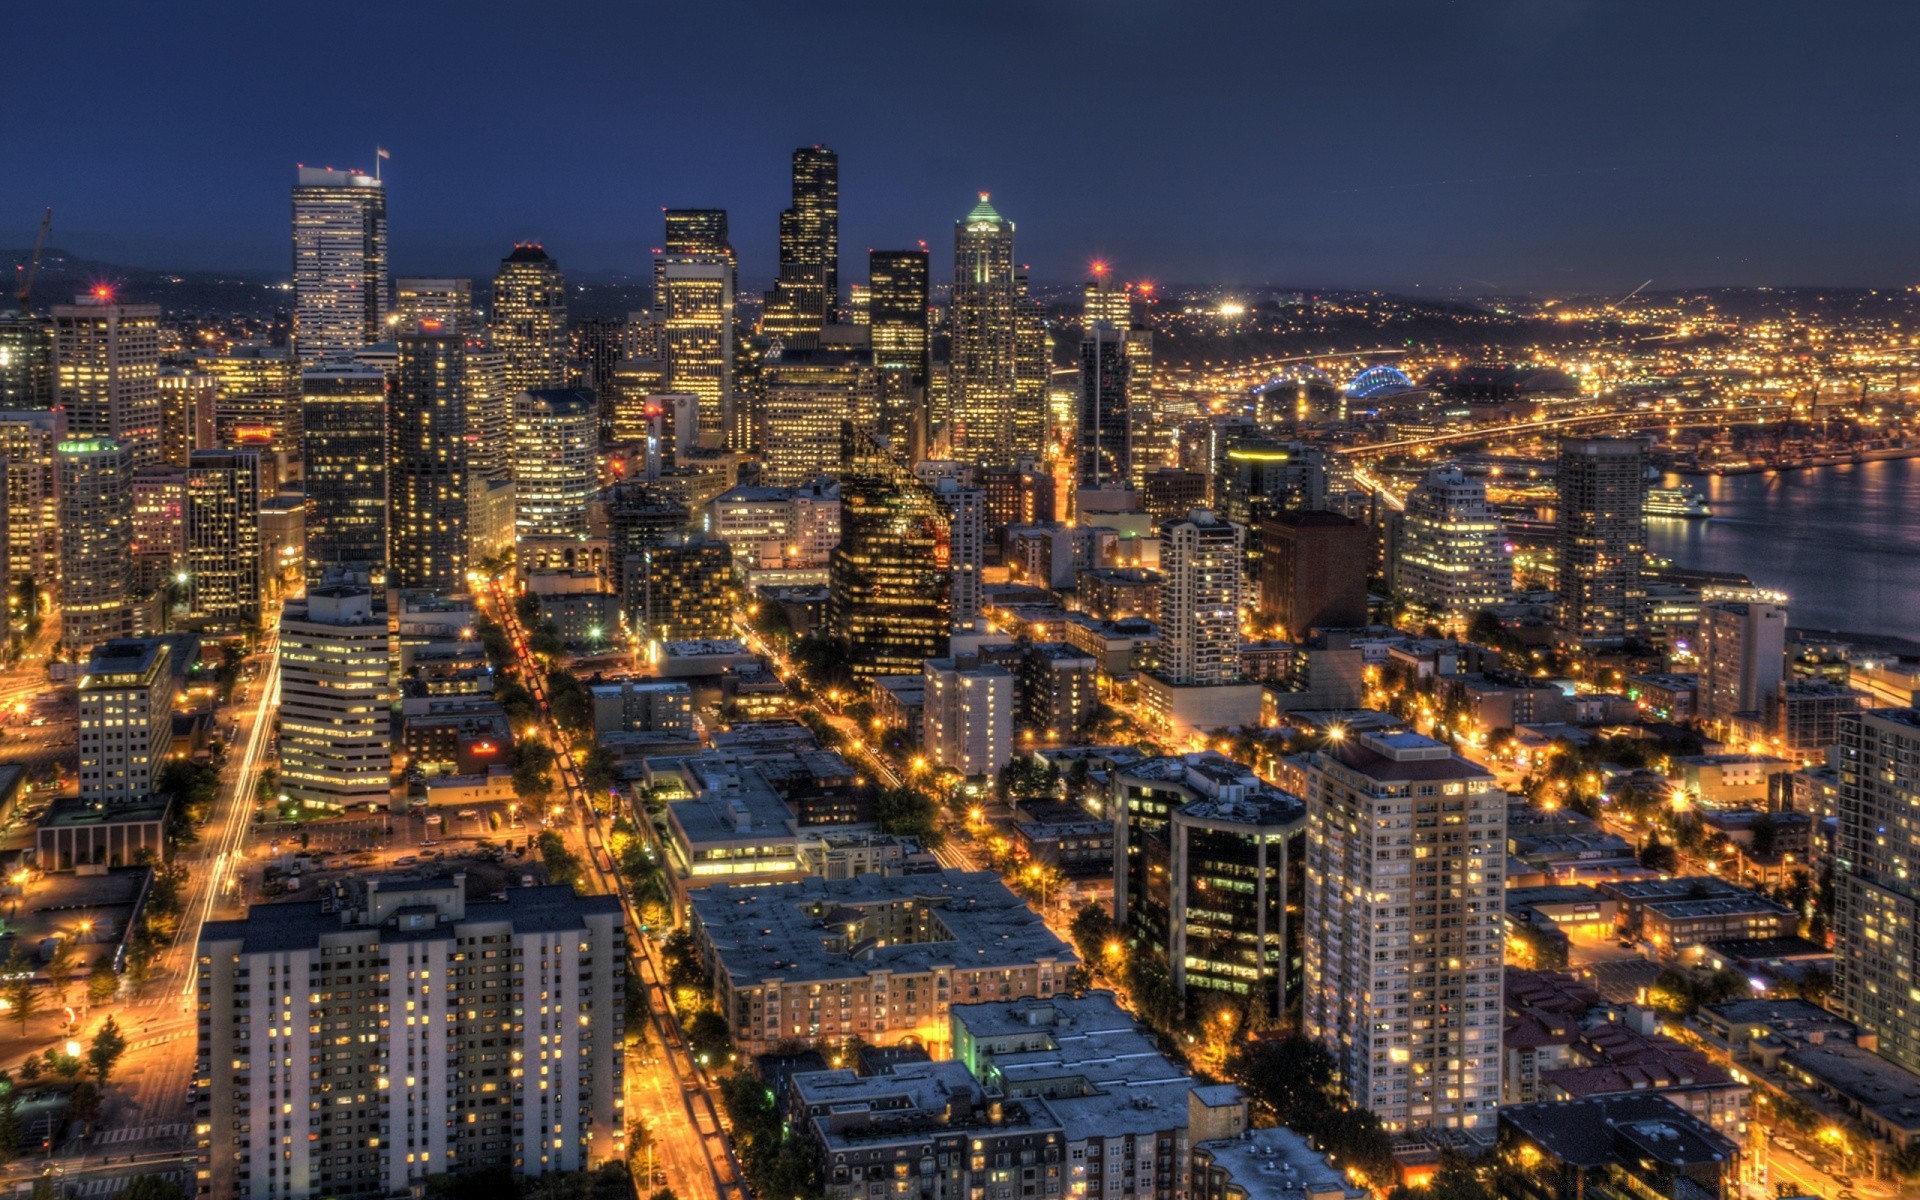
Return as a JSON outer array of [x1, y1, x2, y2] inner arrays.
[[658, 209, 735, 292], [56, 436, 134, 654], [186, 449, 262, 628], [757, 347, 879, 486], [654, 252, 735, 444], [934, 477, 986, 628], [950, 195, 1018, 464], [1013, 267, 1051, 460], [301, 363, 388, 584], [1157, 509, 1243, 687], [868, 249, 931, 456], [393, 277, 477, 336], [1394, 467, 1513, 632], [763, 146, 840, 339], [1555, 437, 1647, 645], [828, 427, 952, 681], [490, 244, 569, 395], [279, 585, 392, 810], [1302, 729, 1505, 1133], [1834, 708, 1920, 1073], [569, 315, 626, 434], [52, 293, 162, 464], [1077, 322, 1130, 491], [0, 313, 54, 409], [157, 365, 216, 467], [291, 165, 388, 364], [1260, 510, 1371, 637], [388, 325, 471, 592], [512, 388, 599, 541], [194, 342, 297, 458], [0, 408, 65, 589]]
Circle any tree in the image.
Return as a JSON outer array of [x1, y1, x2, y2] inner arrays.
[[66, 1080, 100, 1123], [537, 831, 582, 888], [87, 1016, 126, 1089], [0, 1070, 21, 1164], [579, 744, 619, 798], [1069, 903, 1118, 977], [1639, 830, 1677, 873], [1228, 1035, 1337, 1127], [875, 786, 942, 847], [998, 756, 1059, 801], [86, 959, 117, 1008], [685, 1011, 731, 1067], [513, 740, 556, 802], [1, 948, 36, 1035]]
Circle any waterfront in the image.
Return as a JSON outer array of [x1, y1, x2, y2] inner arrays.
[[1654, 458, 1920, 642]]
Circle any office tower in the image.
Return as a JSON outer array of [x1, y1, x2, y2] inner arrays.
[[512, 388, 598, 540], [1699, 594, 1789, 725], [157, 365, 216, 467], [130, 465, 187, 595], [52, 293, 162, 464], [828, 428, 952, 681], [1077, 322, 1130, 490], [194, 880, 626, 1199], [186, 449, 262, 627], [868, 250, 931, 455], [847, 284, 870, 325], [1013, 268, 1050, 460], [0, 313, 54, 408], [301, 363, 389, 583], [654, 254, 734, 443], [0, 408, 65, 588], [1158, 510, 1243, 686], [763, 145, 841, 338], [195, 342, 297, 456], [659, 208, 736, 291], [1123, 325, 1156, 489], [629, 534, 732, 643], [1556, 437, 1647, 645], [758, 347, 879, 485], [1141, 467, 1207, 525], [1083, 266, 1132, 329], [922, 660, 1013, 778], [279, 585, 391, 809], [932, 477, 985, 628], [490, 245, 568, 394], [56, 436, 134, 654], [393, 277, 476, 336], [1260, 510, 1370, 637], [388, 326, 470, 592], [1215, 434, 1328, 579], [1394, 467, 1513, 632], [1112, 754, 1307, 1021], [1834, 709, 1920, 1072], [462, 343, 512, 482], [1302, 728, 1505, 1132], [75, 643, 168, 809], [291, 165, 388, 364], [609, 358, 671, 443], [950, 195, 1019, 464], [570, 316, 626, 433], [75, 638, 176, 806]]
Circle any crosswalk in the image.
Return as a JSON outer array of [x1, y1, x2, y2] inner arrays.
[[93, 1123, 186, 1146]]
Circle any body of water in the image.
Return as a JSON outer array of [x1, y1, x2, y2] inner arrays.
[[1650, 458, 1920, 642]]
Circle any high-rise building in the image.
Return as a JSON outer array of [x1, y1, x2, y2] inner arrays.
[[0, 313, 54, 409], [76, 638, 176, 807], [868, 249, 931, 455], [758, 348, 879, 486], [291, 165, 388, 364], [1214, 435, 1328, 580], [658, 209, 735, 291], [950, 195, 1019, 465], [0, 408, 65, 588], [194, 342, 297, 457], [1158, 510, 1243, 686], [1302, 729, 1505, 1132], [186, 449, 262, 627], [130, 465, 186, 595], [609, 359, 672, 445], [1834, 709, 1920, 1073], [463, 344, 513, 483], [393, 277, 477, 336], [828, 428, 952, 680], [922, 660, 1013, 779], [1260, 510, 1370, 637], [301, 363, 389, 584], [654, 254, 734, 443], [1077, 322, 1130, 491], [1013, 268, 1051, 461], [157, 365, 216, 467], [56, 436, 135, 654], [763, 145, 840, 338], [933, 477, 986, 629], [195, 880, 627, 1199], [569, 316, 626, 435], [388, 326, 471, 593], [1556, 437, 1647, 645], [279, 585, 391, 810], [490, 245, 568, 395], [1699, 594, 1789, 726], [512, 388, 598, 541], [635, 534, 732, 643], [1083, 267, 1132, 329], [1394, 467, 1513, 632], [52, 293, 162, 464]]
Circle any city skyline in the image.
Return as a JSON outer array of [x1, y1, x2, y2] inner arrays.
[[10, 1, 1920, 291]]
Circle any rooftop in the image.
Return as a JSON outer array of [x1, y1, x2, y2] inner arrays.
[[1501, 1094, 1736, 1169]]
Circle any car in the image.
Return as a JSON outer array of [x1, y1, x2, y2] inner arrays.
[[419, 839, 438, 847], [28, 717, 45, 727], [395, 856, 418, 866], [1832, 1176, 1853, 1188]]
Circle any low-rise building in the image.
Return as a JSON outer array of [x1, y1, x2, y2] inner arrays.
[[1498, 1094, 1742, 1200], [1191, 1126, 1366, 1200]]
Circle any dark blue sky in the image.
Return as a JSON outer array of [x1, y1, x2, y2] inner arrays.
[[10, 0, 1920, 293]]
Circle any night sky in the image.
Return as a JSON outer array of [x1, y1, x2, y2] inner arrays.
[[10, 0, 1920, 294]]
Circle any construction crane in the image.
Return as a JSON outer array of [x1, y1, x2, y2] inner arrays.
[[13, 207, 51, 310]]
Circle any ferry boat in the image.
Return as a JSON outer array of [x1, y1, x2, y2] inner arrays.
[[1646, 486, 1711, 518]]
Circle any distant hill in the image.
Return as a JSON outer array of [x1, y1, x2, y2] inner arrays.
[[3, 246, 284, 315]]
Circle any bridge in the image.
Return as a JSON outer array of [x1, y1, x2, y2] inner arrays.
[[1336, 404, 1794, 459]]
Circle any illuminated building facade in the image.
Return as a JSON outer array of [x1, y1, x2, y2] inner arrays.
[[186, 449, 262, 628], [130, 465, 186, 595], [1698, 595, 1788, 726], [1077, 321, 1130, 490], [827, 428, 951, 681], [0, 313, 54, 409], [1013, 268, 1050, 460], [512, 388, 598, 541], [0, 408, 65, 587], [1158, 510, 1243, 686], [56, 436, 135, 654], [490, 245, 568, 395], [393, 277, 477, 336], [654, 254, 734, 443], [279, 585, 392, 809], [1302, 729, 1505, 1133], [1555, 437, 1646, 646], [52, 294, 162, 465], [636, 534, 732, 642], [291, 165, 388, 364], [157, 365, 216, 467], [194, 342, 297, 456], [868, 249, 930, 455], [950, 195, 1019, 464], [762, 145, 840, 338], [1834, 708, 1920, 1073], [758, 347, 878, 486], [388, 326, 471, 593], [76, 637, 175, 807], [301, 363, 389, 584], [1395, 466, 1512, 632]]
